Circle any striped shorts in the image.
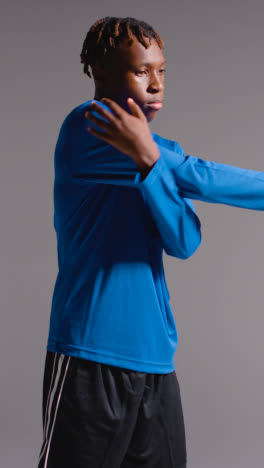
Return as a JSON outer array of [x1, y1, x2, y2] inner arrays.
[[37, 351, 187, 468]]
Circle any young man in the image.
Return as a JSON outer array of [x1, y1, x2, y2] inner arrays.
[[37, 16, 264, 468]]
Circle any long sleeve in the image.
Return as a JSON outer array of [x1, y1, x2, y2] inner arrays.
[[133, 155, 201, 258], [62, 102, 202, 259], [152, 133, 264, 210]]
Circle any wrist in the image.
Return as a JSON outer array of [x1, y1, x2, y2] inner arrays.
[[137, 145, 160, 178], [138, 155, 160, 180]]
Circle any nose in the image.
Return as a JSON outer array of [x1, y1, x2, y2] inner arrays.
[[147, 70, 164, 93]]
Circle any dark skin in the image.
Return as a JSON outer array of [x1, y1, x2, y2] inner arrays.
[[84, 37, 166, 178]]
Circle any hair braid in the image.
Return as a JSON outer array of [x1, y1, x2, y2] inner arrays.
[[80, 16, 164, 78]]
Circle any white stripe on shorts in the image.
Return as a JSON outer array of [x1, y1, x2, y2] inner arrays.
[[38, 353, 71, 468], [42, 352, 58, 439]]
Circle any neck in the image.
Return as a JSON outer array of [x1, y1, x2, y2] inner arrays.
[[93, 89, 105, 101]]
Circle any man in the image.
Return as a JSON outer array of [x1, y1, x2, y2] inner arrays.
[[38, 16, 264, 468]]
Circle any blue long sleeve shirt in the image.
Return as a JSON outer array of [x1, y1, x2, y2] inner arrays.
[[47, 99, 264, 373]]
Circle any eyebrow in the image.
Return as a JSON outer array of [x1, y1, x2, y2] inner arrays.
[[136, 59, 167, 67]]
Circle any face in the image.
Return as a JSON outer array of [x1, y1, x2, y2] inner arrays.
[[92, 37, 166, 122]]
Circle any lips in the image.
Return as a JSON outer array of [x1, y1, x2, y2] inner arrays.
[[147, 102, 163, 110]]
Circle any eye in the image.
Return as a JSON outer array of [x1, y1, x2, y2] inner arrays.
[[135, 68, 166, 76]]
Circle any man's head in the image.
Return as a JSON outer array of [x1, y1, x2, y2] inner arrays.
[[80, 16, 166, 122]]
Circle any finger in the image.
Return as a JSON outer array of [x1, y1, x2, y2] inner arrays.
[[100, 98, 124, 119], [86, 102, 116, 125], [87, 125, 111, 143], [85, 112, 111, 133], [127, 98, 145, 119]]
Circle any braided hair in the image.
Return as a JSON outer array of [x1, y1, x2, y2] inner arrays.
[[80, 16, 164, 78]]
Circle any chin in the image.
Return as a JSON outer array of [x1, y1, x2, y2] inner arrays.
[[145, 105, 160, 121], [145, 112, 156, 123]]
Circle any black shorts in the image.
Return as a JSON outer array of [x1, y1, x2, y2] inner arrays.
[[37, 351, 187, 468]]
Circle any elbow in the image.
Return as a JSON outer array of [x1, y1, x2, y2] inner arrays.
[[179, 217, 202, 259], [164, 231, 202, 259], [183, 232, 202, 258]]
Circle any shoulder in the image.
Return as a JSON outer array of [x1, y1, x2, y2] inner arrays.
[[65, 99, 93, 125], [57, 100, 93, 138]]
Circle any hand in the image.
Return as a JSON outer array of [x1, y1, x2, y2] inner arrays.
[[84, 98, 160, 170]]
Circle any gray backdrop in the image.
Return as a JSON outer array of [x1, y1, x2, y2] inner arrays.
[[1, 1, 264, 467]]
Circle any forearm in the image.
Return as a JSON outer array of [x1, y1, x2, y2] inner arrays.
[[173, 156, 264, 210], [151, 134, 264, 211]]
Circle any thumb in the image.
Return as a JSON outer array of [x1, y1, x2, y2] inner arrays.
[[127, 98, 145, 119]]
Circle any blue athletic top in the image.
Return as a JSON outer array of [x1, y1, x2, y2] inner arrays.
[[47, 99, 264, 373]]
